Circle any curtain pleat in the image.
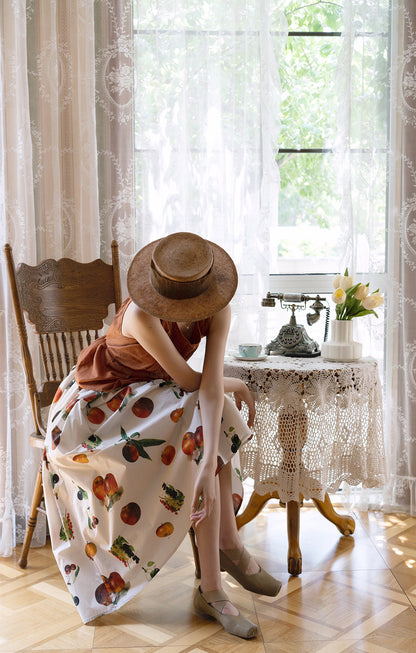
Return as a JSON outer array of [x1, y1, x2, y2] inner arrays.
[[0, 0, 40, 557], [385, 0, 416, 514]]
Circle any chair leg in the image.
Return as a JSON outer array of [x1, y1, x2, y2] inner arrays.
[[188, 526, 201, 579], [18, 463, 44, 569]]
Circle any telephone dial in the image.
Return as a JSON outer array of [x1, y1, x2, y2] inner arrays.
[[261, 293, 330, 357]]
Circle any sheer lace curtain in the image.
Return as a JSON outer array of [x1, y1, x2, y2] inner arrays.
[[134, 0, 287, 351], [327, 0, 390, 509], [134, 0, 416, 513], [331, 0, 390, 368], [0, 0, 134, 556], [328, 0, 416, 513], [1, 0, 415, 560], [318, 0, 416, 513]]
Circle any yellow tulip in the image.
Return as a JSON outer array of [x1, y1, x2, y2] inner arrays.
[[332, 288, 346, 304]]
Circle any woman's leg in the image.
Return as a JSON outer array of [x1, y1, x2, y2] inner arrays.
[[217, 462, 281, 597], [194, 474, 238, 615], [218, 462, 259, 574]]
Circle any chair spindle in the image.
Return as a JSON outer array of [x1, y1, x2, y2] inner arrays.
[[39, 335, 50, 382], [69, 332, 77, 363], [61, 332, 71, 375], [45, 334, 58, 381], [54, 333, 64, 379]]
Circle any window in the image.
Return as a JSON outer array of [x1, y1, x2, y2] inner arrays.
[[133, 1, 391, 358], [267, 1, 390, 366], [271, 1, 390, 283]]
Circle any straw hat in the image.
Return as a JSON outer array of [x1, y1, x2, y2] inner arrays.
[[127, 232, 238, 321]]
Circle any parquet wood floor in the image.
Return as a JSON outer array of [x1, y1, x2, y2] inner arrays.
[[1, 499, 416, 652]]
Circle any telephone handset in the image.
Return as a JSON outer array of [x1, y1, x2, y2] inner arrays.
[[261, 293, 329, 357]]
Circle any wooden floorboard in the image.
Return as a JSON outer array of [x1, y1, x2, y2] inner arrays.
[[1, 501, 416, 652]]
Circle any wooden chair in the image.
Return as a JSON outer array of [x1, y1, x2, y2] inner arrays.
[[4, 241, 122, 568]]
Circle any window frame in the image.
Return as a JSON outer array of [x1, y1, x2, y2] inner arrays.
[[272, 18, 391, 296]]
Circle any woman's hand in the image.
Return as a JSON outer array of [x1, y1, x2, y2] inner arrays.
[[224, 378, 256, 427], [190, 461, 216, 527]]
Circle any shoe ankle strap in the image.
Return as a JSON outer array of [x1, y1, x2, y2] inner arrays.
[[222, 546, 250, 573], [200, 586, 229, 611]]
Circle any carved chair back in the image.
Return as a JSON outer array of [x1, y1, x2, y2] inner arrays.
[[4, 242, 122, 439]]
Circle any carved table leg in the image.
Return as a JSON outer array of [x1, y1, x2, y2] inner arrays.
[[311, 492, 355, 536], [287, 500, 302, 576], [236, 401, 353, 575], [236, 487, 302, 576], [277, 405, 308, 575], [236, 489, 280, 530]]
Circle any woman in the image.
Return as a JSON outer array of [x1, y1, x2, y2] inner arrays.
[[43, 232, 281, 639]]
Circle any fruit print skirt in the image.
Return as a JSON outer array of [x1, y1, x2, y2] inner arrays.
[[43, 369, 251, 624]]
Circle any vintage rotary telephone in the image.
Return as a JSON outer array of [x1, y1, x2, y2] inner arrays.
[[261, 293, 330, 357]]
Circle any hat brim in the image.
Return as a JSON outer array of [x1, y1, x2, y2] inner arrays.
[[127, 238, 238, 322]]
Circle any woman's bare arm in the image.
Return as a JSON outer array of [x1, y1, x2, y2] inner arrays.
[[189, 305, 232, 524], [223, 376, 255, 428]]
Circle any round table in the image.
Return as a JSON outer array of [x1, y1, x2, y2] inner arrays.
[[224, 355, 386, 575]]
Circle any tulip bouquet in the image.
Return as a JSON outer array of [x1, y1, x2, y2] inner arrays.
[[332, 269, 384, 320]]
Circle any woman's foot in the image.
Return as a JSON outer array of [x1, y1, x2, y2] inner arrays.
[[220, 546, 282, 596], [221, 545, 260, 575], [199, 581, 239, 615], [193, 586, 258, 639]]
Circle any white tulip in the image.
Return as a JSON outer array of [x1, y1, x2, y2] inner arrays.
[[362, 292, 384, 310], [333, 274, 343, 289], [372, 292, 384, 307], [339, 275, 354, 291], [354, 283, 370, 300], [362, 295, 377, 310]]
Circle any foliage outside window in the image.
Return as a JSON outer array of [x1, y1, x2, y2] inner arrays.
[[275, 0, 390, 276]]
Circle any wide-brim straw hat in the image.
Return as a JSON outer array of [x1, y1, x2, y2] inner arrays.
[[127, 232, 238, 322]]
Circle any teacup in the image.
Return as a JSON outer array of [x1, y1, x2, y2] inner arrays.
[[239, 343, 262, 358]]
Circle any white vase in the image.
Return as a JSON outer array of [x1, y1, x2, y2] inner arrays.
[[321, 319, 362, 362]]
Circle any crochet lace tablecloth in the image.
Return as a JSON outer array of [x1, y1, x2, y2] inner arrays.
[[224, 355, 386, 503]]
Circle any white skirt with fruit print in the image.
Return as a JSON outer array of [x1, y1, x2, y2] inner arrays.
[[42, 370, 251, 624]]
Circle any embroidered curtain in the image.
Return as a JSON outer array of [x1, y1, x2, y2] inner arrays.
[[0, 0, 134, 556]]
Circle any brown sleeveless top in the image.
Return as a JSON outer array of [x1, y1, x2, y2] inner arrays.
[[75, 298, 213, 391]]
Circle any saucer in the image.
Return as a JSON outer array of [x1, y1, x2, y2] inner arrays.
[[233, 355, 267, 362]]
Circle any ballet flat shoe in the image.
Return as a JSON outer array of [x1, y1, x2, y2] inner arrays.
[[220, 546, 282, 597], [193, 586, 258, 639]]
